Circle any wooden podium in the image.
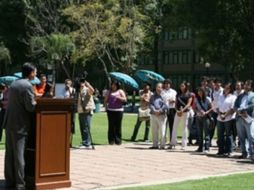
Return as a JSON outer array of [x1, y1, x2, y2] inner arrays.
[[26, 98, 74, 190]]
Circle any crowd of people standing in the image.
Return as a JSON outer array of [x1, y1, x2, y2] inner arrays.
[[1, 62, 254, 189], [130, 77, 254, 162]]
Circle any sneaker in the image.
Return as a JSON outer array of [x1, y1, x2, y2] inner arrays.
[[181, 147, 185, 150], [160, 146, 165, 150], [204, 150, 209, 154], [226, 152, 233, 158], [79, 145, 92, 149]]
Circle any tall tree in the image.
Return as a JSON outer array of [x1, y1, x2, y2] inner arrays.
[[0, 0, 27, 65], [63, 0, 149, 82], [0, 42, 11, 75]]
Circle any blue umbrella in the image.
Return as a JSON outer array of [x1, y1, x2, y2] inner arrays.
[[134, 70, 165, 85], [109, 72, 139, 90], [0, 76, 19, 86], [13, 72, 41, 85]]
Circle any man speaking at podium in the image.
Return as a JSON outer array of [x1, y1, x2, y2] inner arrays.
[[3, 62, 37, 190]]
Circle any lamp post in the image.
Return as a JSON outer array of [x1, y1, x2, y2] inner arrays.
[[205, 62, 211, 75]]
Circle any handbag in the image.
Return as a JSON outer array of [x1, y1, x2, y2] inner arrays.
[[176, 111, 183, 117], [81, 90, 95, 113], [138, 108, 151, 121]]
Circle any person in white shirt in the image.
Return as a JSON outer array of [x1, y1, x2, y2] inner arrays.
[[61, 79, 76, 147], [210, 79, 224, 145], [161, 79, 177, 142], [216, 83, 237, 156], [61, 79, 75, 98]]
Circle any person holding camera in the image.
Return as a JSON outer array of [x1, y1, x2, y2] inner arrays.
[[104, 80, 127, 145], [77, 79, 95, 149]]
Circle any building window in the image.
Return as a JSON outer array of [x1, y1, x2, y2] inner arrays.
[[178, 51, 183, 64], [138, 55, 152, 65], [182, 50, 188, 64], [169, 51, 173, 64], [164, 31, 170, 41], [173, 51, 178, 64], [163, 51, 169, 64], [170, 32, 177, 40]]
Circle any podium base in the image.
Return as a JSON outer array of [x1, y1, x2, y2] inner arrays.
[[36, 180, 71, 190]]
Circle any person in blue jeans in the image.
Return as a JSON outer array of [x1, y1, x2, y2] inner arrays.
[[77, 79, 95, 149], [195, 87, 213, 153], [234, 80, 254, 161]]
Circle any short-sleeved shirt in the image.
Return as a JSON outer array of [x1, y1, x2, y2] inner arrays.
[[217, 94, 237, 122]]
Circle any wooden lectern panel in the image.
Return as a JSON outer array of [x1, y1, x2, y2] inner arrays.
[[33, 98, 73, 190], [38, 112, 68, 177]]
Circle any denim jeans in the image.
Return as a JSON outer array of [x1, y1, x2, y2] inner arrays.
[[217, 120, 234, 154], [196, 116, 210, 151], [79, 113, 92, 146], [236, 117, 254, 157]]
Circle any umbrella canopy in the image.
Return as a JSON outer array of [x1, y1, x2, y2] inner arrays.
[[0, 76, 19, 86], [109, 72, 139, 90], [14, 72, 41, 85], [134, 70, 165, 85]]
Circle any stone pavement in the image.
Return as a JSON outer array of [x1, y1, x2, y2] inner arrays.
[[0, 142, 254, 190]]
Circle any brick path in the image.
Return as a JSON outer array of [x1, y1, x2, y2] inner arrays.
[[0, 142, 254, 190]]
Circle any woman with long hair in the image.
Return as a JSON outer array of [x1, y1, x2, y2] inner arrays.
[[195, 87, 213, 153], [169, 81, 193, 150]]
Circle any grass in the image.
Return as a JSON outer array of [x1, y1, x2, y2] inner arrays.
[[119, 172, 254, 190], [0, 112, 148, 149], [72, 112, 138, 146], [0, 111, 208, 148]]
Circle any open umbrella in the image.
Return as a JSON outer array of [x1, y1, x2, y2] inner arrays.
[[134, 70, 165, 85], [0, 76, 19, 86], [14, 72, 41, 85], [109, 72, 139, 90]]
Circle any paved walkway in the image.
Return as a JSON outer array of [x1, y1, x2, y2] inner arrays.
[[0, 142, 254, 190]]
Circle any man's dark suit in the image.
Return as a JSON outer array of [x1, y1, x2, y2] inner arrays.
[[3, 79, 36, 190]]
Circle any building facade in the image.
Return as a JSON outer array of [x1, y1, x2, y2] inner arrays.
[[138, 27, 228, 89]]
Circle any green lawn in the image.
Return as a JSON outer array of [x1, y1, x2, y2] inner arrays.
[[119, 172, 254, 190], [0, 111, 202, 148], [72, 112, 138, 146], [0, 112, 148, 149]]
